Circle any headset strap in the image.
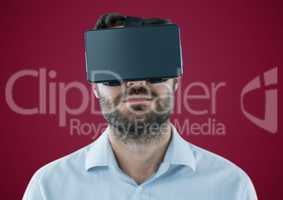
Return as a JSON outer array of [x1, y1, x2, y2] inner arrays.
[[124, 16, 144, 27]]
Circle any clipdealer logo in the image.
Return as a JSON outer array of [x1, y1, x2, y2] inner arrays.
[[4, 66, 279, 136], [240, 67, 278, 134]]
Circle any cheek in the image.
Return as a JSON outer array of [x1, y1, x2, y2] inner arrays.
[[152, 81, 175, 96], [98, 85, 123, 99]]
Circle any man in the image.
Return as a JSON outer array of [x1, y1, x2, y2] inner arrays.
[[23, 13, 258, 200]]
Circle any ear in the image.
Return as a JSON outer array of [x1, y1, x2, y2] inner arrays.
[[91, 83, 99, 98], [174, 77, 180, 92]]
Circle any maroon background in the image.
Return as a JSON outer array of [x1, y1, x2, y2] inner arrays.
[[0, 0, 282, 199]]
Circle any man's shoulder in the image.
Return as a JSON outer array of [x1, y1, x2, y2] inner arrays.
[[23, 142, 96, 199], [189, 142, 252, 183], [31, 142, 92, 182]]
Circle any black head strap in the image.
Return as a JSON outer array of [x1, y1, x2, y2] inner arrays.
[[124, 16, 144, 27]]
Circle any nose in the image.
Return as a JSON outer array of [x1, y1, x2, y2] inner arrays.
[[125, 80, 147, 87]]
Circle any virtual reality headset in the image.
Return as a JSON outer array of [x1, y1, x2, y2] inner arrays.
[[84, 19, 183, 85]]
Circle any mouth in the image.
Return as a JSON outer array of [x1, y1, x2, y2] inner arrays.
[[123, 96, 153, 104]]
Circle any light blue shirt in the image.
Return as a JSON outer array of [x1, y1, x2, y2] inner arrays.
[[23, 124, 258, 200]]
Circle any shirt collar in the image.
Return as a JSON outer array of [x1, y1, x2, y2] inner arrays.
[[163, 123, 196, 171], [85, 126, 112, 171], [85, 123, 196, 172]]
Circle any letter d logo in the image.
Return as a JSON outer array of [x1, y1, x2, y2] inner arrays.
[[240, 67, 278, 134]]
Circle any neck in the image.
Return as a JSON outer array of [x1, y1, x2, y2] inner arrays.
[[108, 122, 172, 185]]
